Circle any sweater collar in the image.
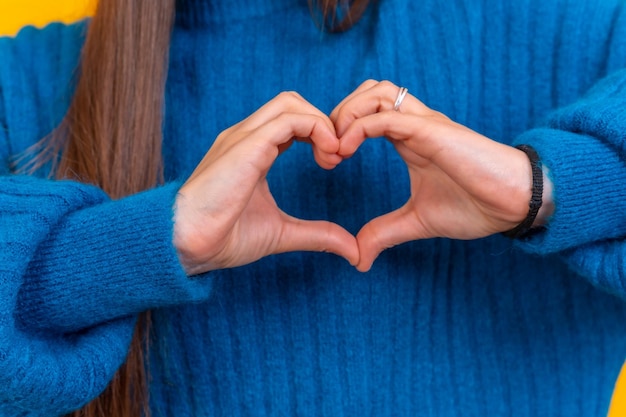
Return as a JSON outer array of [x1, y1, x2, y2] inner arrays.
[[175, 0, 301, 27]]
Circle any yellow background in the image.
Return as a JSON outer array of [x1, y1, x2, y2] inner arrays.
[[0, 1, 624, 416]]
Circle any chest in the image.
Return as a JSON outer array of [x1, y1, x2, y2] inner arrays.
[[160, 0, 615, 224]]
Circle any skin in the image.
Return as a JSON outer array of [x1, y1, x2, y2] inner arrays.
[[332, 80, 551, 271], [173, 80, 553, 275], [173, 91, 359, 275]]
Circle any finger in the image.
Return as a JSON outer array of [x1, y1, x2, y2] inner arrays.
[[248, 112, 342, 172], [277, 217, 360, 266], [292, 136, 344, 170], [340, 110, 516, 182], [208, 93, 340, 174], [333, 81, 432, 137], [312, 147, 344, 169], [329, 79, 380, 122], [241, 91, 337, 137], [355, 203, 423, 272], [338, 111, 428, 157], [202, 112, 341, 180], [338, 110, 456, 160]]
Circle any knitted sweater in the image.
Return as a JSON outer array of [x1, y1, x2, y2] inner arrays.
[[1, 0, 626, 415]]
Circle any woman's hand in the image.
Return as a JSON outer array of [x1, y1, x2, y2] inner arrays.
[[331, 80, 537, 272], [174, 92, 359, 275]]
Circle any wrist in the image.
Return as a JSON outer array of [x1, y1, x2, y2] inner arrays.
[[172, 191, 202, 276]]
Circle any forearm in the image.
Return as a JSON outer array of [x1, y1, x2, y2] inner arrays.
[[11, 178, 214, 333]]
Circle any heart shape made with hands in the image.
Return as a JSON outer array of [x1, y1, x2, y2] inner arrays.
[[175, 80, 533, 275]]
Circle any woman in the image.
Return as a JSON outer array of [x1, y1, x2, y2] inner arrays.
[[1, 0, 625, 416]]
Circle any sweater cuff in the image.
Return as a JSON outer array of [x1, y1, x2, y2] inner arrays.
[[17, 182, 214, 333], [512, 128, 626, 255]]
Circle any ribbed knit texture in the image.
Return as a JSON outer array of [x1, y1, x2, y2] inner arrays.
[[1, 0, 626, 415]]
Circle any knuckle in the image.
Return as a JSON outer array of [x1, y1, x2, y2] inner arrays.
[[219, 124, 236, 137], [276, 90, 303, 103], [378, 80, 396, 90], [361, 78, 379, 87], [215, 129, 231, 143]]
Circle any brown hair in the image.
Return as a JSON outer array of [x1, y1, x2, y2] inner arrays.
[[57, 0, 176, 415], [310, 0, 372, 32], [23, 0, 372, 416]]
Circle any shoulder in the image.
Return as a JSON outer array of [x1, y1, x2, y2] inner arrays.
[[0, 20, 87, 66], [0, 21, 87, 163], [0, 20, 87, 102]]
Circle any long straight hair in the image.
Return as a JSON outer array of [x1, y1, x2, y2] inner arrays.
[[24, 1, 371, 416], [56, 0, 176, 416]]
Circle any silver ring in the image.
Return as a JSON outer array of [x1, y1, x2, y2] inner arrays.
[[393, 86, 408, 111]]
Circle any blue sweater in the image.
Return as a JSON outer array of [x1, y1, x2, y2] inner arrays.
[[1, 0, 626, 415]]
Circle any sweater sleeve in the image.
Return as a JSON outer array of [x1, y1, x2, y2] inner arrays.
[[0, 176, 214, 415], [0, 25, 214, 416], [512, 68, 626, 299]]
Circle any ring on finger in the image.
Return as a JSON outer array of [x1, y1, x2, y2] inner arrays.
[[393, 86, 409, 111]]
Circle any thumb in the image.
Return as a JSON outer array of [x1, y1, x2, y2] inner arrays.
[[355, 203, 422, 272], [277, 216, 360, 266]]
